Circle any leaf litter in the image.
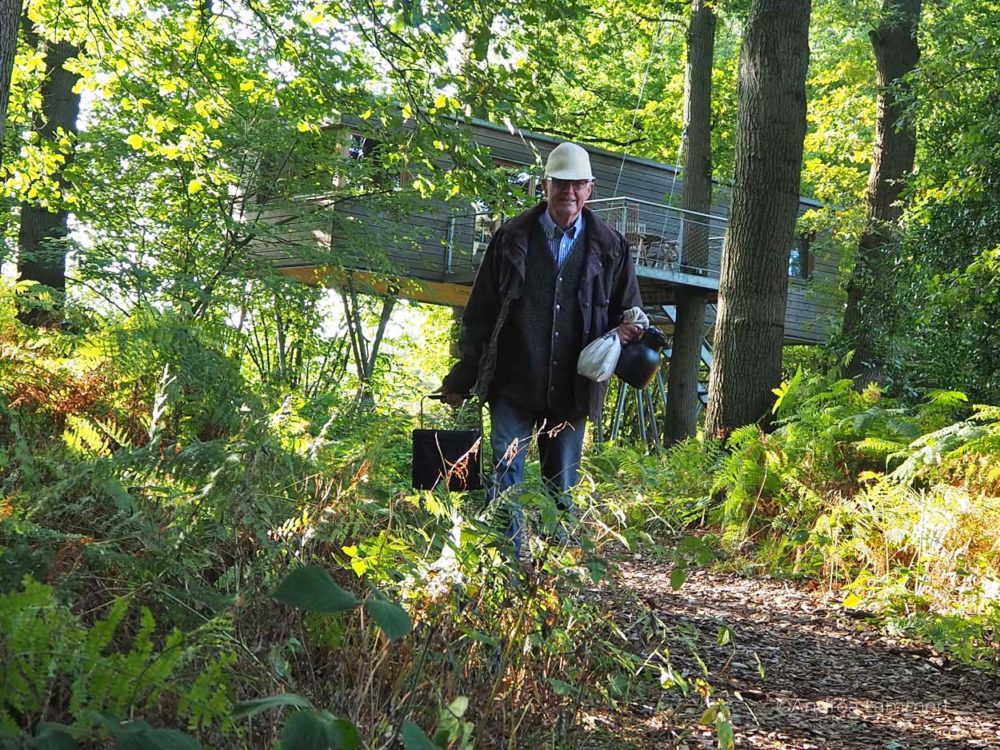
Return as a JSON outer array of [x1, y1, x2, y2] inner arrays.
[[570, 555, 1000, 749]]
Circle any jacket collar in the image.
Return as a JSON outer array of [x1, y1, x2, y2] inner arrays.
[[501, 203, 618, 265]]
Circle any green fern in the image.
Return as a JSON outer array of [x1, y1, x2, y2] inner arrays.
[[852, 436, 910, 464], [63, 414, 111, 457], [1, 578, 232, 742]]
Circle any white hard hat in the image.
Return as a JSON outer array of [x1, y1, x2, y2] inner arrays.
[[544, 142, 594, 181]]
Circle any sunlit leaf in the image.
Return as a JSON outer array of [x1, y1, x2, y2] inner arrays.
[[842, 593, 863, 609]]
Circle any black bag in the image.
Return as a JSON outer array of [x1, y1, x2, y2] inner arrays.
[[411, 395, 484, 492]]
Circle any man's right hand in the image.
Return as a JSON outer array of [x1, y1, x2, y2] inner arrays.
[[434, 386, 466, 407]]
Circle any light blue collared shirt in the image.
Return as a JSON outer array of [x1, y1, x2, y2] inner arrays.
[[539, 209, 586, 270]]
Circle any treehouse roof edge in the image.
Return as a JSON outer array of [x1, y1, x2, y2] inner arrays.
[[336, 110, 824, 209], [465, 118, 681, 177], [463, 118, 824, 209]]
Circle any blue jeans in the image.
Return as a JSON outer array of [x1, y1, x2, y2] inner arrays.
[[489, 398, 587, 555]]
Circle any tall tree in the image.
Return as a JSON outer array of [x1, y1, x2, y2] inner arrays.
[[0, 0, 20, 168], [17, 32, 79, 324], [665, 0, 716, 445], [705, 0, 811, 438], [840, 0, 922, 385]]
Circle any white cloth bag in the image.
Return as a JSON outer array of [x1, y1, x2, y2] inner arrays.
[[577, 307, 650, 382]]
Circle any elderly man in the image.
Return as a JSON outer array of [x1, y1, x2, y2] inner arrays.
[[439, 142, 642, 552]]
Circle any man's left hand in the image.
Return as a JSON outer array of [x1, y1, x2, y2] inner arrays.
[[617, 322, 643, 344]]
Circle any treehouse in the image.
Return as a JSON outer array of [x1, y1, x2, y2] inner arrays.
[[252, 119, 837, 342], [249, 118, 840, 442]]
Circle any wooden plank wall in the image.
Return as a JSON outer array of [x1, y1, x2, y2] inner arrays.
[[784, 202, 841, 344]]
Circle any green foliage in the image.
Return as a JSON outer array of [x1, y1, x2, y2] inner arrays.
[[271, 567, 360, 614], [0, 578, 231, 746], [363, 595, 413, 641], [279, 710, 360, 750], [3, 0, 1000, 741], [0, 306, 689, 747], [400, 720, 438, 750], [692, 363, 1000, 665]]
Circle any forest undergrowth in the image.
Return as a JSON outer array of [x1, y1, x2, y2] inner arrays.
[[2, 299, 1000, 749]]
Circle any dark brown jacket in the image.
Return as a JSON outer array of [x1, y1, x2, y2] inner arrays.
[[442, 203, 642, 420]]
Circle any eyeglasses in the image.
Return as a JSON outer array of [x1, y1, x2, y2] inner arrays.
[[547, 178, 593, 192]]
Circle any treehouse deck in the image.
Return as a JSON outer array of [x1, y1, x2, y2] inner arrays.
[[253, 119, 838, 346]]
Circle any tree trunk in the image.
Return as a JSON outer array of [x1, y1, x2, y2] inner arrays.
[[704, 0, 811, 439], [17, 36, 80, 325], [666, 288, 708, 443], [0, 0, 21, 169], [841, 0, 922, 386], [665, 0, 716, 445]]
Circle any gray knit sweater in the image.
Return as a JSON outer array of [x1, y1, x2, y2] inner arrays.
[[491, 222, 587, 416]]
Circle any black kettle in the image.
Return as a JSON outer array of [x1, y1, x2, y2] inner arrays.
[[616, 326, 668, 389]]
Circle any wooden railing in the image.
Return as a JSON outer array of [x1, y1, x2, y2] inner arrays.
[[587, 197, 726, 278], [443, 196, 728, 279]]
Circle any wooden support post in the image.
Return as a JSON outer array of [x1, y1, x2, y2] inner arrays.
[[636, 387, 647, 445], [645, 387, 661, 450], [610, 381, 628, 443], [364, 294, 397, 380]]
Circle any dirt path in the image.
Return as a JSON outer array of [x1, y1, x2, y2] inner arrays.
[[577, 557, 1000, 749]]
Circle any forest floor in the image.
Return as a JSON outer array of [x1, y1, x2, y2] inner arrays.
[[571, 556, 1000, 750]]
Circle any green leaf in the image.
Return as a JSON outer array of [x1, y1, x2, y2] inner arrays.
[[444, 696, 468, 719], [327, 719, 361, 750], [272, 567, 359, 613], [669, 567, 687, 591], [472, 29, 491, 60], [433, 696, 469, 745], [28, 723, 81, 750], [400, 721, 438, 749], [365, 596, 412, 640], [114, 721, 201, 750], [547, 678, 576, 696], [716, 625, 733, 647], [716, 718, 735, 750], [585, 559, 606, 584], [280, 711, 330, 750], [233, 693, 314, 720], [279, 711, 360, 750]]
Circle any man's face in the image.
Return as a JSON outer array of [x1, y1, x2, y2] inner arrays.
[[544, 177, 594, 228]]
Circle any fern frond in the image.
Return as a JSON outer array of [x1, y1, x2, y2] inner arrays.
[[853, 437, 909, 462], [63, 415, 111, 457], [96, 417, 134, 451]]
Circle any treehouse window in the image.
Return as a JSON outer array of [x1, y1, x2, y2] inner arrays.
[[469, 162, 541, 254], [472, 200, 499, 255], [344, 133, 408, 189], [788, 232, 815, 279], [495, 159, 544, 202]]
